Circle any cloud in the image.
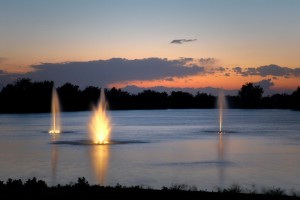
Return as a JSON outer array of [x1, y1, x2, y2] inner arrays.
[[253, 79, 287, 96], [165, 77, 174, 81], [254, 79, 274, 89], [233, 67, 242, 73], [177, 57, 217, 69], [293, 68, 300, 76], [0, 71, 17, 88], [0, 69, 7, 75], [215, 67, 226, 72], [170, 39, 197, 44], [199, 58, 216, 65], [17, 58, 204, 87], [233, 64, 300, 78], [257, 64, 292, 77]]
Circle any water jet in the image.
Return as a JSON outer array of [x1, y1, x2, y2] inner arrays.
[[88, 88, 111, 145], [217, 90, 227, 134], [49, 87, 61, 135]]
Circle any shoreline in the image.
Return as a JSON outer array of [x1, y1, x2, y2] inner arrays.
[[1, 177, 299, 200]]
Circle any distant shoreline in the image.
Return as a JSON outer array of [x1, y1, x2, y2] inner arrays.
[[0, 107, 300, 115], [0, 79, 299, 113]]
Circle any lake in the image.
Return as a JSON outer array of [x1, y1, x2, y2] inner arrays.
[[0, 109, 299, 193]]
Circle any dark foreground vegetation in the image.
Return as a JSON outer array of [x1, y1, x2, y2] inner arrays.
[[0, 78, 299, 113], [0, 177, 299, 200]]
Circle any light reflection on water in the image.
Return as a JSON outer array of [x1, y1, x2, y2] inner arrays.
[[51, 134, 59, 185], [90, 144, 109, 185], [0, 109, 299, 192]]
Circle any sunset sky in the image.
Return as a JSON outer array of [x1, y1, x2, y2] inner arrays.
[[0, 0, 299, 94]]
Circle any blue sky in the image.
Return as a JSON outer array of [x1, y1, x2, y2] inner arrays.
[[0, 0, 299, 92]]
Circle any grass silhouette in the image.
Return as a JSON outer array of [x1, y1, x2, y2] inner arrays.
[[0, 177, 299, 200]]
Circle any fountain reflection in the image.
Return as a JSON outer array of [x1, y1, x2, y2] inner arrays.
[[217, 133, 229, 189], [90, 144, 110, 185], [51, 134, 59, 185], [218, 134, 224, 187]]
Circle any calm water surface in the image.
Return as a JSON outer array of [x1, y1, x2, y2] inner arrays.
[[0, 109, 299, 192]]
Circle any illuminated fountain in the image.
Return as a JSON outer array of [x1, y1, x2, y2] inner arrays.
[[49, 87, 60, 184], [89, 89, 111, 144], [49, 87, 61, 134], [217, 90, 227, 134]]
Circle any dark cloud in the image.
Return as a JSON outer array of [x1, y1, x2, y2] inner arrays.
[[293, 68, 300, 76], [170, 39, 197, 44], [0, 69, 7, 75], [0, 72, 17, 88], [257, 64, 292, 77], [254, 79, 274, 89], [233, 64, 300, 77], [18, 58, 204, 87], [254, 79, 278, 96], [165, 77, 174, 81], [199, 58, 216, 65], [215, 67, 226, 72], [233, 67, 242, 73], [178, 57, 194, 62], [242, 67, 258, 76]]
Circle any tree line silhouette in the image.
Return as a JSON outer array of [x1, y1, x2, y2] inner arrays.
[[0, 78, 299, 113]]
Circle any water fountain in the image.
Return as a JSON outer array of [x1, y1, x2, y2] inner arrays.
[[49, 87, 61, 134], [89, 88, 111, 144], [218, 90, 227, 134]]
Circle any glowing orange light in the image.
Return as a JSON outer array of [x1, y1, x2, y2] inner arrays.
[[89, 89, 111, 144]]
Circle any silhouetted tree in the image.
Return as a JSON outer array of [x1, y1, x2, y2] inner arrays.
[[170, 91, 194, 108], [194, 92, 215, 108], [106, 87, 133, 109], [0, 79, 53, 113], [57, 83, 82, 111], [227, 95, 241, 108], [81, 86, 101, 109], [136, 90, 168, 109], [24, 177, 47, 190], [238, 83, 264, 108], [261, 94, 291, 109], [291, 87, 300, 110], [6, 178, 23, 190]]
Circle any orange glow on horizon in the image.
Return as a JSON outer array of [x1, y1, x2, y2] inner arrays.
[[110, 73, 299, 92]]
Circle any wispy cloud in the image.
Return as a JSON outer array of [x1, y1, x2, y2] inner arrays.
[[232, 64, 300, 78], [170, 39, 197, 44], [199, 58, 215, 65]]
